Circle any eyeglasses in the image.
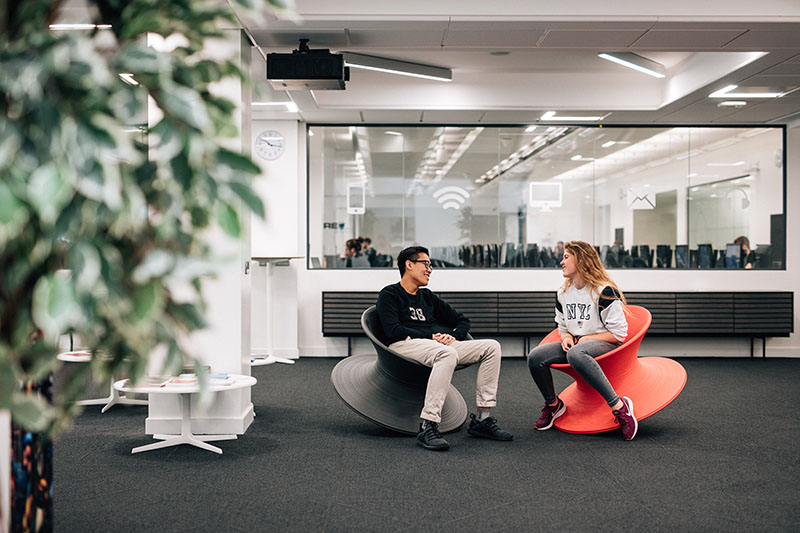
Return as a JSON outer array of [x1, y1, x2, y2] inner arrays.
[[409, 259, 433, 269]]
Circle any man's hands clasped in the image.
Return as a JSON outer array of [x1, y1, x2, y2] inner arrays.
[[433, 333, 456, 345]]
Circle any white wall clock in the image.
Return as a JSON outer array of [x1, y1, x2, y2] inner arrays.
[[255, 130, 285, 160]]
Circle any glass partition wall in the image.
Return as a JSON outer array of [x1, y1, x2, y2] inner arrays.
[[307, 125, 785, 270]]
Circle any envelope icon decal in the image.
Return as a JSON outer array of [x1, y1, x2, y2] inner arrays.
[[627, 188, 655, 210]]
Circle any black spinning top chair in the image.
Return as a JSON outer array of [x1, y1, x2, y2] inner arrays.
[[330, 305, 472, 435]]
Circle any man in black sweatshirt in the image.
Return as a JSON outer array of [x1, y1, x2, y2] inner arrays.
[[376, 246, 513, 451]]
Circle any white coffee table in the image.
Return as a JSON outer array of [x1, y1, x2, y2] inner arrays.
[[57, 351, 148, 413], [114, 374, 257, 455]]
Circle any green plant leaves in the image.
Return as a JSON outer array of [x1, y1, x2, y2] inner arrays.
[[217, 202, 241, 237], [32, 273, 84, 341], [10, 393, 54, 432], [2, 0, 276, 435], [27, 163, 74, 226], [229, 181, 265, 218]]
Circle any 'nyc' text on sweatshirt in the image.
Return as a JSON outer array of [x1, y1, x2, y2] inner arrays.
[[555, 284, 627, 343], [376, 282, 470, 344]]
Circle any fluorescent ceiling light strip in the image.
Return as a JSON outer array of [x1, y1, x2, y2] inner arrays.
[[598, 52, 666, 79], [252, 101, 298, 112], [342, 52, 452, 82], [541, 111, 610, 122], [709, 84, 786, 98]]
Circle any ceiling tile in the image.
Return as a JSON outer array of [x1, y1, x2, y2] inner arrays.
[[251, 30, 348, 48], [444, 22, 547, 47], [654, 102, 747, 123], [632, 30, 746, 49], [538, 29, 645, 48], [347, 29, 446, 47], [361, 110, 425, 123], [479, 110, 552, 123], [740, 75, 800, 87], [725, 30, 800, 49], [421, 110, 486, 123], [302, 110, 364, 123], [714, 101, 800, 123], [761, 61, 800, 76]]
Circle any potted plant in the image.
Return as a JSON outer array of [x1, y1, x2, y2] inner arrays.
[[0, 0, 288, 529]]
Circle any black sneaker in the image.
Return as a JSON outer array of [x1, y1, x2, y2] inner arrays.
[[467, 414, 513, 441], [417, 420, 450, 451]]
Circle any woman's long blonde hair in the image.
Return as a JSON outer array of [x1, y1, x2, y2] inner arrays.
[[561, 240, 626, 304]]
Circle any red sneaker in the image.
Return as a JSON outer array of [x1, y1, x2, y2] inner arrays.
[[534, 398, 566, 430], [613, 396, 638, 441]]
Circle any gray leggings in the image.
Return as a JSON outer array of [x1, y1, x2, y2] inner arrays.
[[527, 340, 620, 407]]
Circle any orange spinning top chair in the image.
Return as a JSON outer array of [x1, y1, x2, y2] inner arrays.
[[538, 305, 687, 434]]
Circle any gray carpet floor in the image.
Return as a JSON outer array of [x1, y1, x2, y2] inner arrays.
[[53, 357, 800, 532]]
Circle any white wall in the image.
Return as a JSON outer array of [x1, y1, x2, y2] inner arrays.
[[147, 30, 255, 436], [252, 123, 800, 359]]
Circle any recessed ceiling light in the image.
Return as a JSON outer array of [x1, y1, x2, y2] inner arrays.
[[385, 131, 403, 136], [717, 100, 747, 108], [709, 84, 796, 99]]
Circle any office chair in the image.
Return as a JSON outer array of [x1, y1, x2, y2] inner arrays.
[[331, 306, 474, 434], [537, 305, 687, 434]]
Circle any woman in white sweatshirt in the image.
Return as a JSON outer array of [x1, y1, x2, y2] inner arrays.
[[526, 240, 638, 440]]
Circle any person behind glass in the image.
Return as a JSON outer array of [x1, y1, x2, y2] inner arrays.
[[526, 240, 638, 440], [360, 236, 378, 266], [553, 241, 565, 268], [376, 246, 513, 451], [338, 238, 369, 268], [733, 235, 754, 269]]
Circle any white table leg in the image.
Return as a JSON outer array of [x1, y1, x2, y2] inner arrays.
[[131, 393, 234, 455], [78, 378, 148, 412]]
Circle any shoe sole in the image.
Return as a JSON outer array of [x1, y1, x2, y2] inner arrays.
[[467, 429, 513, 441], [621, 396, 638, 441], [417, 439, 449, 451], [534, 402, 566, 431]]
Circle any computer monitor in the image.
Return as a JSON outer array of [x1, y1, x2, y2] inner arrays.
[[675, 245, 688, 269], [640, 245, 651, 268], [698, 244, 713, 269], [755, 244, 772, 269], [725, 243, 742, 269], [600, 244, 609, 264], [656, 245, 672, 268], [528, 182, 562, 212]]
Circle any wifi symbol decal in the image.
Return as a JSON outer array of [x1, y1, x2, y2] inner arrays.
[[433, 186, 471, 210]]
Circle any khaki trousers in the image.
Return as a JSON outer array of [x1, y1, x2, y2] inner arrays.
[[388, 337, 502, 423]]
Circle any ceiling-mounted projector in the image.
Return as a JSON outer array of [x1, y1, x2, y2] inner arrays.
[[267, 39, 349, 90]]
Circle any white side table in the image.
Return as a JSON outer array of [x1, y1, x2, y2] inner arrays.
[[250, 256, 303, 366], [57, 351, 148, 413], [114, 374, 257, 455]]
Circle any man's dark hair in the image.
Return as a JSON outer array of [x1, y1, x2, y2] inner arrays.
[[397, 246, 429, 276]]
